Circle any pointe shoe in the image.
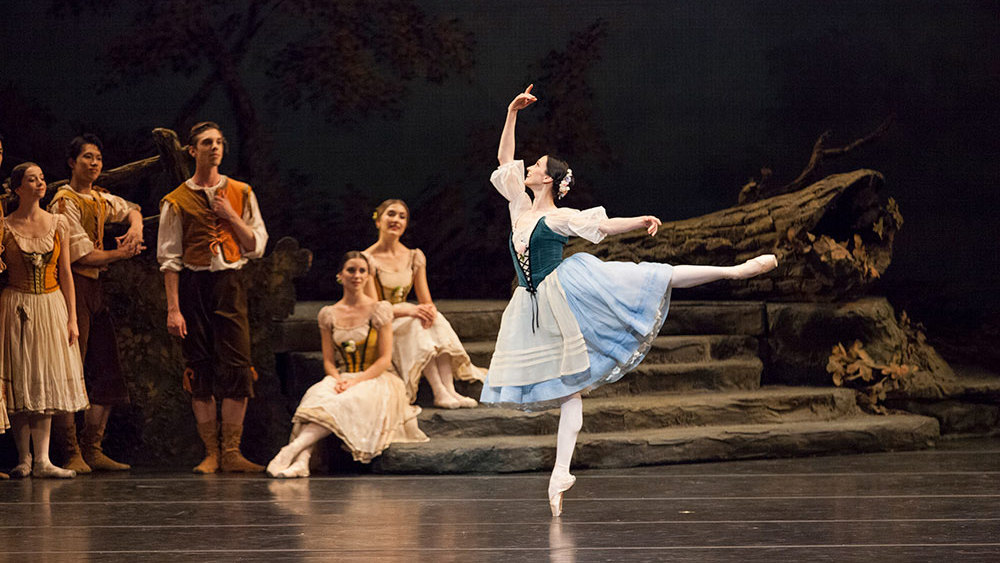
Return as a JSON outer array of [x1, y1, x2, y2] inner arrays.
[[33, 459, 76, 479], [10, 456, 32, 479], [548, 472, 576, 518], [733, 254, 778, 279]]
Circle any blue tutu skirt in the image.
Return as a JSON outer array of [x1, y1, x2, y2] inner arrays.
[[480, 253, 673, 410]]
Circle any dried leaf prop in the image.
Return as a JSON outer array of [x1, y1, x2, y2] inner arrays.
[[827, 311, 928, 413]]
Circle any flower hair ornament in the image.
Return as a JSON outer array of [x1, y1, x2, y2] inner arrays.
[[557, 169, 573, 199]]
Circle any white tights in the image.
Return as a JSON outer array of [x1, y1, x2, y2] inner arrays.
[[670, 254, 777, 288], [553, 394, 583, 477], [267, 422, 329, 477]]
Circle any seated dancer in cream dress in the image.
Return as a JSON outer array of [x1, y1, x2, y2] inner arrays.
[[267, 252, 427, 477], [363, 199, 483, 409], [1, 163, 89, 479]]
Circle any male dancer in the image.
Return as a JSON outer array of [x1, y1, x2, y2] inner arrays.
[[157, 122, 268, 473], [49, 134, 144, 473]]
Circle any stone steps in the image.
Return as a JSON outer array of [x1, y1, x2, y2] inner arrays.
[[463, 334, 760, 368], [283, 354, 762, 402], [273, 300, 766, 353], [274, 299, 944, 474], [373, 414, 940, 474], [418, 387, 860, 438]]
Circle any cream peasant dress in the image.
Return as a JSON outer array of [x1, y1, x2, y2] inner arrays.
[[291, 301, 427, 463], [364, 249, 484, 402], [0, 215, 89, 420]]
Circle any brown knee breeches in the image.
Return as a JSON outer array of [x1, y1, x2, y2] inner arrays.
[[178, 269, 255, 399]]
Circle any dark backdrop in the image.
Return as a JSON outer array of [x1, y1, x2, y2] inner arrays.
[[1, 0, 997, 360]]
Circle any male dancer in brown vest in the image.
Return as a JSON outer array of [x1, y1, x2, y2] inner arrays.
[[49, 134, 144, 473], [157, 122, 268, 473]]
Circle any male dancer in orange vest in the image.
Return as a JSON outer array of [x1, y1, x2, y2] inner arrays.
[[49, 134, 144, 473], [157, 122, 268, 473]]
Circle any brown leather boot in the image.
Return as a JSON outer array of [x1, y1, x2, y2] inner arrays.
[[193, 421, 220, 474], [81, 423, 130, 471], [220, 423, 264, 473], [55, 415, 92, 474]]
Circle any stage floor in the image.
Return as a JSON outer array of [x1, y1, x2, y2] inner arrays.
[[1, 438, 998, 562]]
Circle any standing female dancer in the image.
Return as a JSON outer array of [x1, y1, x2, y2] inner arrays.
[[1, 163, 89, 478], [266, 252, 427, 477], [363, 199, 483, 409], [480, 86, 778, 516]]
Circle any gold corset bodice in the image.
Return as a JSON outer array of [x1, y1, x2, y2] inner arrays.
[[334, 323, 379, 373], [2, 227, 61, 294], [374, 274, 412, 305]]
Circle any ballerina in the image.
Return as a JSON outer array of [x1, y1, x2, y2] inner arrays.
[[266, 252, 427, 477], [363, 199, 483, 409], [480, 85, 778, 516]]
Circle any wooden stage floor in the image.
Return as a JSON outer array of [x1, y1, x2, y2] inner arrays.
[[2, 437, 998, 562]]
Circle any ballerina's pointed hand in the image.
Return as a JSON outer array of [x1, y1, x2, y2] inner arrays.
[[644, 216, 661, 236], [508, 84, 538, 112]]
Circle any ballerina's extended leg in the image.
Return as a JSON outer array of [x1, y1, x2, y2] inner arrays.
[[549, 393, 583, 517], [266, 423, 330, 477], [670, 254, 778, 288]]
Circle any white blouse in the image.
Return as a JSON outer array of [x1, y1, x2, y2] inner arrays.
[[490, 160, 608, 255], [156, 176, 268, 272]]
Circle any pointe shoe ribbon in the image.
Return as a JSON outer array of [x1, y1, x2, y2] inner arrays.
[[548, 472, 576, 517]]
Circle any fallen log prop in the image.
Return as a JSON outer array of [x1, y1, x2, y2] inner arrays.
[[567, 169, 901, 301]]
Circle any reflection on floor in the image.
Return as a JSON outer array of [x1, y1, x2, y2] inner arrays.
[[1, 438, 999, 562]]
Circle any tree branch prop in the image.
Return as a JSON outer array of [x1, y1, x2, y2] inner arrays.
[[739, 114, 895, 204]]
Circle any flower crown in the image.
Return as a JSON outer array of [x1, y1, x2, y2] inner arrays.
[[557, 169, 573, 199]]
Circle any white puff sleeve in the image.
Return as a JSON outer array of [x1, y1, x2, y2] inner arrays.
[[544, 206, 609, 244], [490, 160, 531, 226], [317, 305, 337, 333], [371, 301, 394, 329]]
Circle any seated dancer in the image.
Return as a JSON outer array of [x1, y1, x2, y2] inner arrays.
[[1, 163, 90, 478], [480, 86, 779, 517], [50, 134, 144, 473], [363, 200, 483, 409], [267, 252, 427, 477], [158, 122, 268, 473]]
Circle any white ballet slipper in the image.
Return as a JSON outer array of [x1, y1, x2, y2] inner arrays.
[[454, 394, 478, 408], [10, 456, 32, 479], [433, 396, 462, 409], [33, 460, 76, 479], [276, 450, 311, 478], [266, 445, 298, 477]]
